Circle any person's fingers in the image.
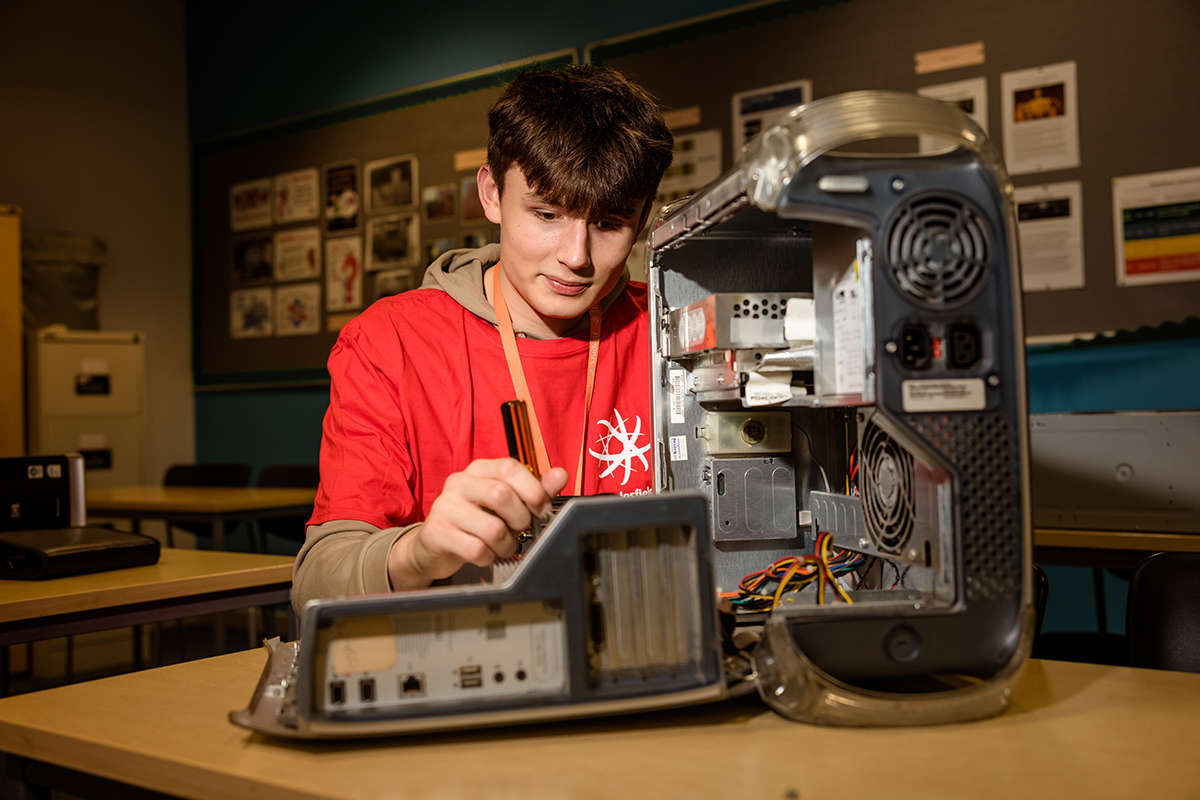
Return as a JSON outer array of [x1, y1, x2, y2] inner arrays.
[[541, 467, 568, 499], [442, 471, 533, 533], [463, 458, 559, 518]]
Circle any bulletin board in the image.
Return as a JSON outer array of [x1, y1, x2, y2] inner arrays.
[[588, 0, 1200, 337], [192, 51, 575, 387]]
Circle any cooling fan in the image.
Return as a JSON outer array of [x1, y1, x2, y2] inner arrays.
[[886, 192, 990, 306]]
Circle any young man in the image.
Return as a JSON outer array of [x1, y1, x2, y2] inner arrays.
[[292, 66, 673, 609]]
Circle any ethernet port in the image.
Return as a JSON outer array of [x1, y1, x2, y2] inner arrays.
[[946, 323, 981, 369], [400, 673, 425, 695]]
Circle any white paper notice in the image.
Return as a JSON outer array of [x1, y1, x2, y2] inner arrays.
[[325, 236, 363, 311], [731, 79, 811, 160], [917, 77, 988, 154], [274, 227, 321, 281], [274, 282, 321, 336], [1113, 166, 1200, 287], [668, 369, 687, 423], [744, 372, 792, 406], [832, 270, 864, 396], [1014, 181, 1085, 291], [274, 168, 319, 223], [1001, 61, 1080, 175]]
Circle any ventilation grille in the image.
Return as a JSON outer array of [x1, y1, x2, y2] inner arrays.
[[731, 295, 783, 320], [907, 412, 1021, 600], [858, 422, 915, 555], [887, 193, 989, 306]]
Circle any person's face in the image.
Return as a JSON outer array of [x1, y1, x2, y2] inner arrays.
[[477, 164, 644, 337]]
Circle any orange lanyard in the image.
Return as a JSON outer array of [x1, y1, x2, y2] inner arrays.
[[492, 266, 601, 496]]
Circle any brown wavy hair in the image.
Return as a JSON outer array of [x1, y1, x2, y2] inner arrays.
[[487, 66, 673, 219]]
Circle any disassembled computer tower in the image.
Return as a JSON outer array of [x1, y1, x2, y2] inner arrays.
[[233, 91, 1032, 737], [648, 90, 1032, 723]]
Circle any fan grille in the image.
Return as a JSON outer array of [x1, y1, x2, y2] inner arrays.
[[886, 193, 989, 306], [858, 422, 915, 554]]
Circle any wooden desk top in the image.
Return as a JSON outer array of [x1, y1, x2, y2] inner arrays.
[[0, 549, 293, 623], [87, 486, 316, 515], [1034, 527, 1200, 552], [0, 651, 1196, 799]]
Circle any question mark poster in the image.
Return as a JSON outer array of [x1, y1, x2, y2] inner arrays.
[[325, 235, 363, 311]]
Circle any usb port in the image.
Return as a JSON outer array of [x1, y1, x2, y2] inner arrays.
[[359, 677, 376, 702], [459, 665, 483, 689], [329, 680, 346, 704]]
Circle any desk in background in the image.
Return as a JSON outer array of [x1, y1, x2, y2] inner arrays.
[[0, 549, 292, 692], [0, 650, 1196, 798], [87, 486, 316, 551]]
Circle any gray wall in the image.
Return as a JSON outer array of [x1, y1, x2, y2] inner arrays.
[[0, 0, 196, 483]]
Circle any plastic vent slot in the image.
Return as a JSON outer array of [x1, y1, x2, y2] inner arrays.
[[886, 193, 989, 306], [907, 412, 1021, 600], [859, 422, 915, 554]]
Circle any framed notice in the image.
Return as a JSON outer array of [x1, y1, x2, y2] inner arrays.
[[229, 178, 272, 231], [231, 233, 273, 285], [325, 236, 363, 311], [274, 282, 321, 336], [273, 227, 321, 281], [230, 287, 273, 338], [422, 183, 457, 223], [365, 154, 418, 214], [366, 213, 419, 271], [1113, 166, 1200, 287], [274, 168, 319, 223], [370, 268, 419, 302], [323, 161, 360, 233], [731, 79, 811, 159]]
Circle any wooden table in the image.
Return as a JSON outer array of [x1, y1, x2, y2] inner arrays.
[[0, 652, 1196, 799], [0, 549, 293, 691], [87, 486, 316, 551]]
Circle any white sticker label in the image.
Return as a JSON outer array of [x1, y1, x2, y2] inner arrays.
[[684, 306, 706, 349], [743, 371, 792, 406], [668, 369, 687, 423], [902, 379, 987, 412], [784, 297, 815, 342], [669, 435, 689, 461], [832, 269, 864, 395]]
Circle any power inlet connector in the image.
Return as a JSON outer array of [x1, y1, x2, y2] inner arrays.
[[899, 324, 932, 369]]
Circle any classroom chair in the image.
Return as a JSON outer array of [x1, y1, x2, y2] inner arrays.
[[254, 463, 319, 552], [1126, 552, 1200, 673], [162, 462, 253, 549]]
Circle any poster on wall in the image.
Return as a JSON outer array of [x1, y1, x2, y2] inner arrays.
[[1113, 166, 1200, 287], [274, 282, 321, 336], [1014, 181, 1085, 291], [1001, 61, 1080, 175], [731, 79, 811, 160], [273, 227, 321, 282], [229, 178, 273, 231], [366, 213, 419, 271], [655, 129, 722, 208], [370, 268, 419, 302], [231, 233, 273, 285], [230, 287, 273, 338], [274, 168, 319, 223], [917, 77, 988, 154], [422, 183, 457, 223], [325, 236, 363, 311], [365, 154, 418, 213], [323, 161, 360, 233], [423, 238, 455, 265]]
